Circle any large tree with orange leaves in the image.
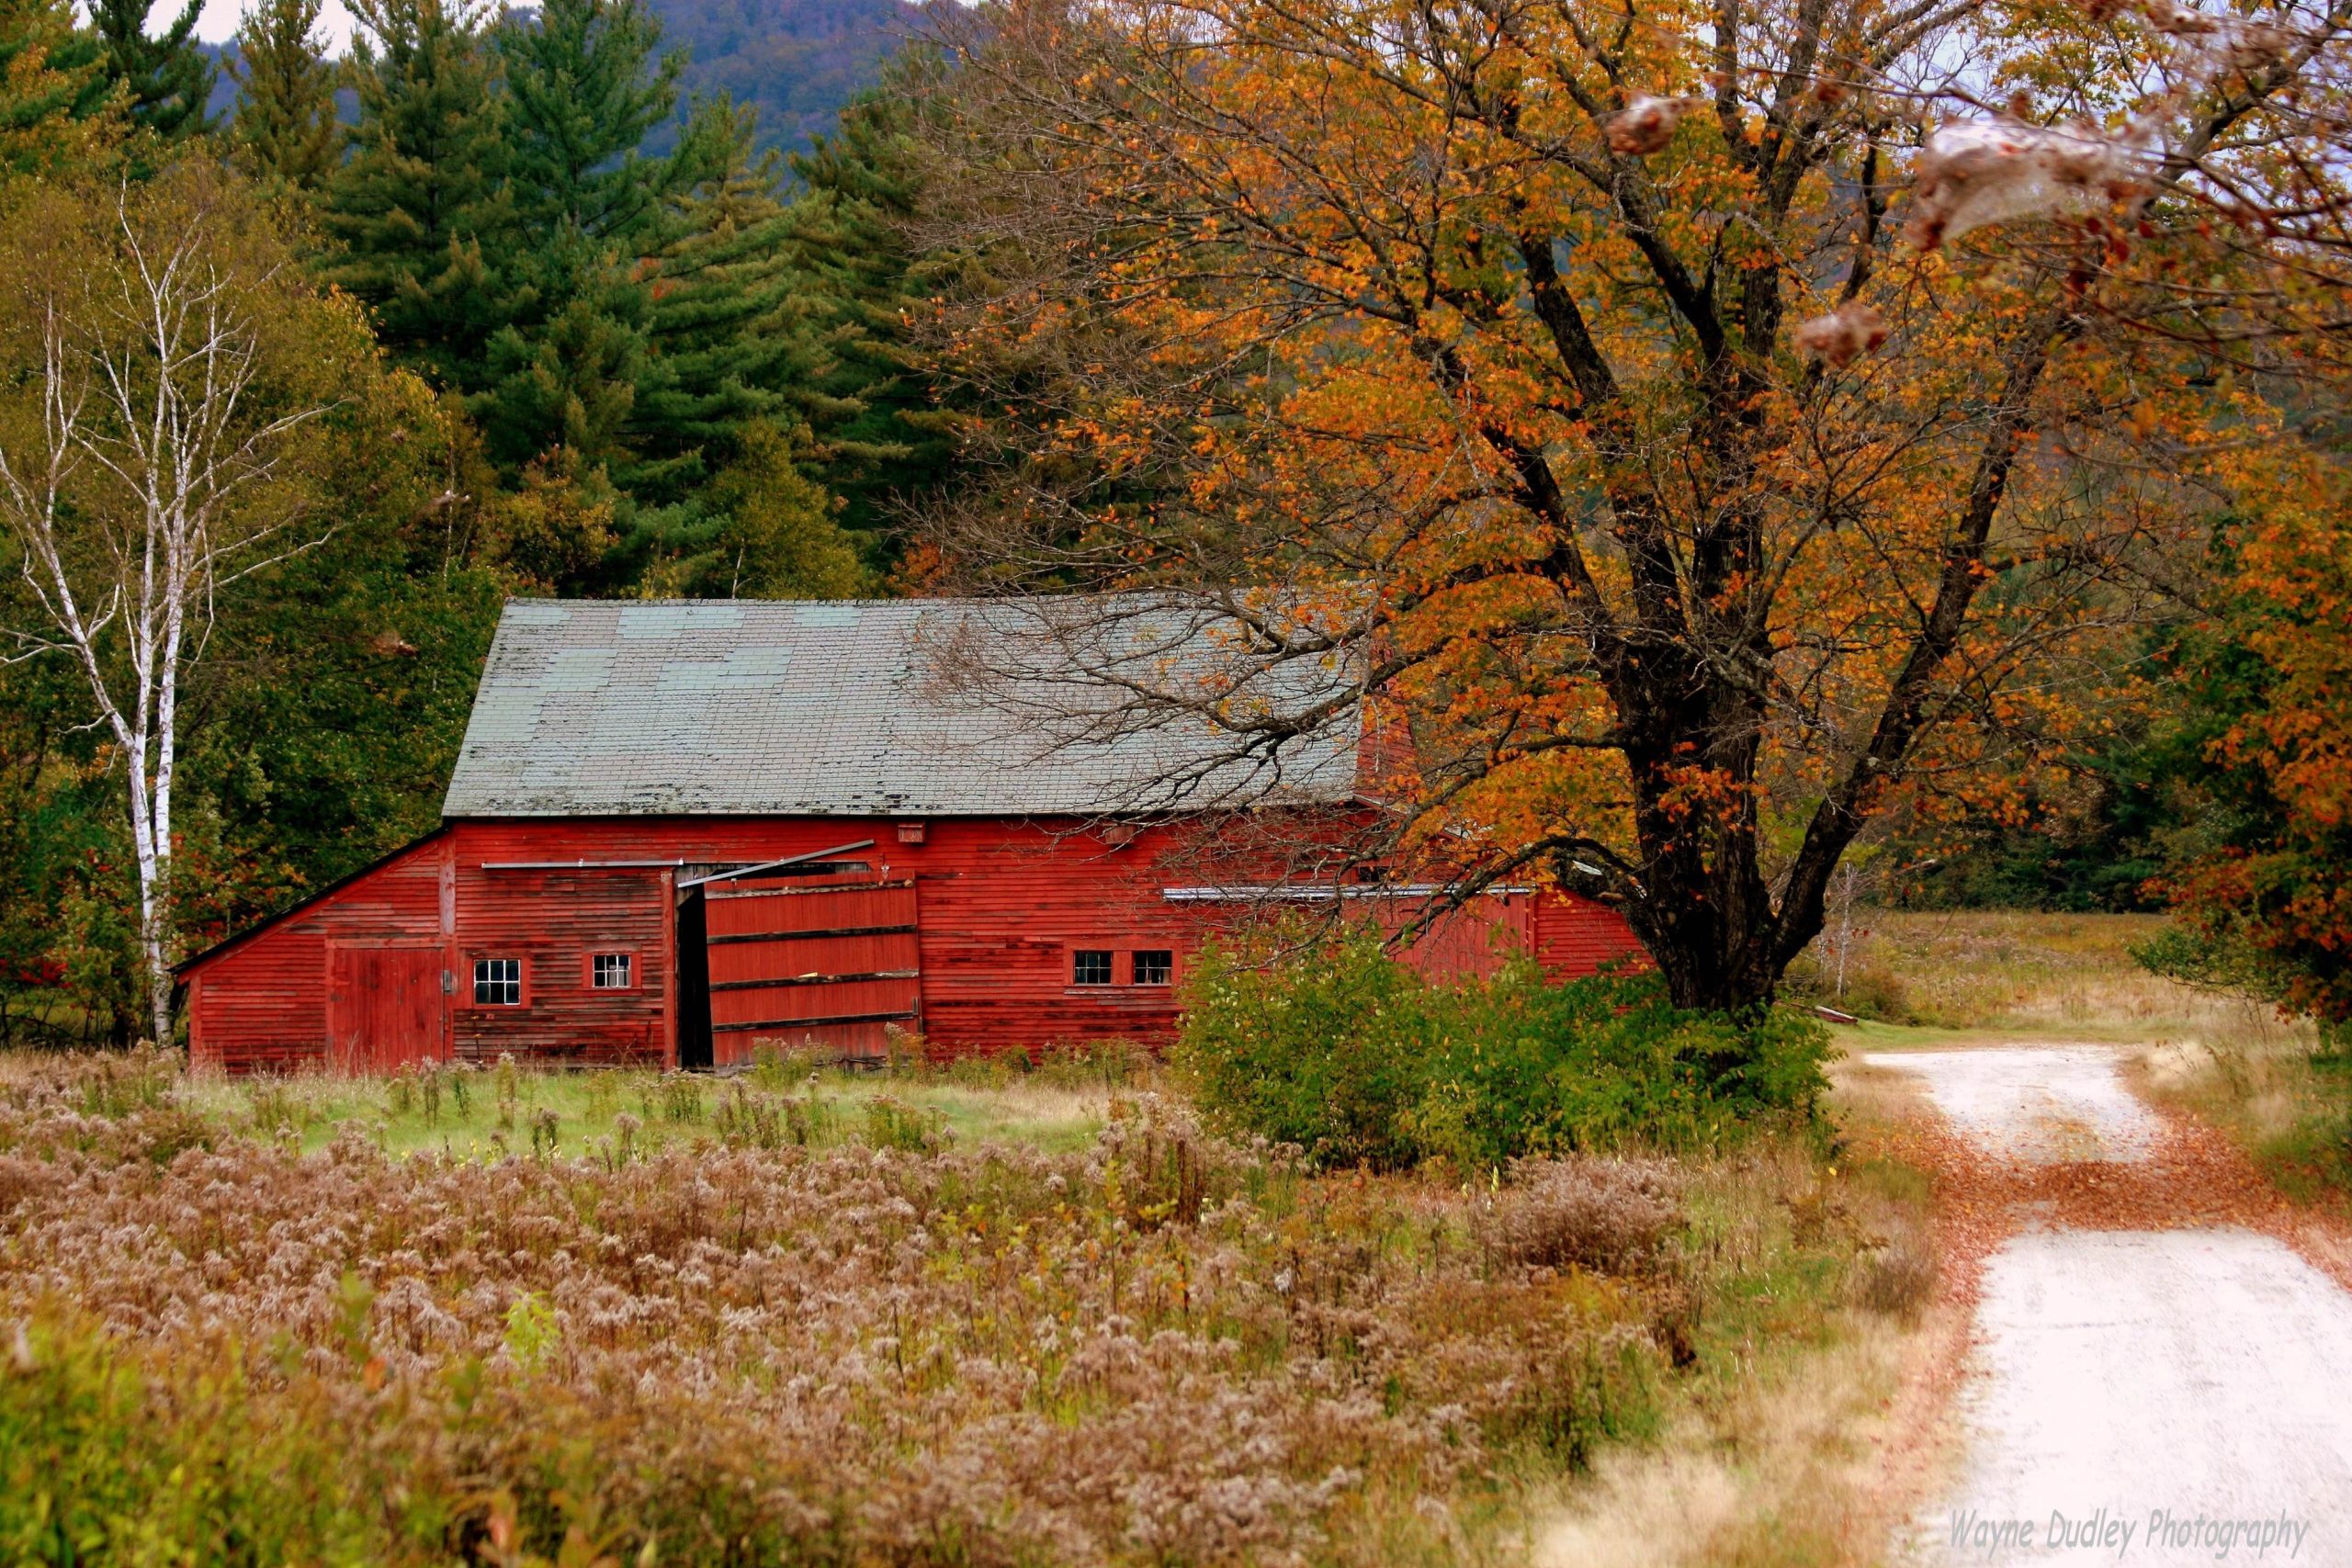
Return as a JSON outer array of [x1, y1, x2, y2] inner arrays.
[[911, 0, 2352, 1018]]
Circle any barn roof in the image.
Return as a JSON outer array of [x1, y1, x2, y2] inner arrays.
[[441, 598, 1364, 818]]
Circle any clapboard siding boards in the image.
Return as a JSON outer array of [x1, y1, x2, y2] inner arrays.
[[180, 597, 1645, 1072], [183, 814, 1644, 1071]]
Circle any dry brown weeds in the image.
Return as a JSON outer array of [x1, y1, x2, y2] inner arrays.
[[0, 1050, 1762, 1565], [1524, 1065, 1956, 1568], [1475, 1157, 1683, 1276]]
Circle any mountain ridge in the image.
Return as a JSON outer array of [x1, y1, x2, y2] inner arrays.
[[202, 0, 926, 156]]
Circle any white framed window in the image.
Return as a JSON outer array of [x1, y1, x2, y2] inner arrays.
[[1071, 949, 1114, 987], [473, 957, 522, 1006], [591, 953, 634, 989], [1133, 950, 1174, 986]]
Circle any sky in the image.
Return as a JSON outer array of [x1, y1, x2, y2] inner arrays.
[[189, 0, 358, 52]]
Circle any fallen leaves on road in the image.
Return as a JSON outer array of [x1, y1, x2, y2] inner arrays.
[[1851, 1053, 2352, 1308]]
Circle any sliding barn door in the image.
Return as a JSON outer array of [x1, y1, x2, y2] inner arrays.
[[702, 877, 921, 1065]]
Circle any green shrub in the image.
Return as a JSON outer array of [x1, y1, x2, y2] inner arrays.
[[0, 1317, 391, 1563], [1175, 927, 1434, 1169], [1177, 926, 1829, 1171]]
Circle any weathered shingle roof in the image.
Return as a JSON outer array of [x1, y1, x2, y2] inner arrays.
[[441, 598, 1363, 818]]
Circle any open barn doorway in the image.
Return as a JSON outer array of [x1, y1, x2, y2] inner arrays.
[[701, 876, 921, 1067], [673, 841, 899, 1070], [674, 881, 715, 1071]]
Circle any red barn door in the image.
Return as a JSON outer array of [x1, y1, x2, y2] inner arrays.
[[327, 946, 447, 1073], [703, 878, 922, 1065]]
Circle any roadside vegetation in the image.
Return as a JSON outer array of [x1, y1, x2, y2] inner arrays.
[[2134, 1013, 2352, 1211], [0, 985, 1937, 1567], [1181, 930, 1830, 1171], [1789, 908, 2352, 1213], [1781, 911, 2249, 1039], [1532, 1058, 1946, 1568]]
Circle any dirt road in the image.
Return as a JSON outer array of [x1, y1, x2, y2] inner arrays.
[[1870, 1046, 2352, 1565]]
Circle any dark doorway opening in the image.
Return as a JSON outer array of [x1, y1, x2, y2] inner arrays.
[[674, 886, 713, 1071]]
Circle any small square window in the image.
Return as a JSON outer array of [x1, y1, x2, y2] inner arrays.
[[1133, 950, 1173, 986], [1072, 950, 1114, 987], [473, 957, 521, 1006], [592, 953, 633, 989]]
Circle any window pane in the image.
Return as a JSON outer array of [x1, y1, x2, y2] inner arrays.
[[1072, 950, 1113, 986], [1133, 950, 1173, 986], [474, 958, 520, 1006], [592, 953, 631, 988]]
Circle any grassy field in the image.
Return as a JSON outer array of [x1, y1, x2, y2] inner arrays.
[[166, 1050, 1132, 1161], [0, 1038, 1936, 1567], [30, 912, 2324, 1566], [1792, 909, 2294, 1043]]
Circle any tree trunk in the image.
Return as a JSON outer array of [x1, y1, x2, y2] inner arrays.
[[1616, 780, 1786, 1017], [138, 866, 173, 1049], [124, 746, 175, 1048]]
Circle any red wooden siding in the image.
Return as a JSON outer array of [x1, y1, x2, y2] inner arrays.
[[1533, 892, 1646, 978], [185, 831, 449, 1074], [1387, 891, 1537, 983], [184, 814, 1645, 1073], [704, 877, 922, 1064], [452, 864, 669, 1068], [328, 946, 445, 1072]]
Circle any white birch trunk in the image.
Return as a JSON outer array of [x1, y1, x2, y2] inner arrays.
[[0, 176, 331, 1047]]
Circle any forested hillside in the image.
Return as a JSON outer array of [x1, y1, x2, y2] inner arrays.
[[201, 0, 927, 156], [649, 0, 927, 153]]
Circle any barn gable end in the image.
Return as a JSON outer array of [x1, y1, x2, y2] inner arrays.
[[184, 830, 451, 1074]]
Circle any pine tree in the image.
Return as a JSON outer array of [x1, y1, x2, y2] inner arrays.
[[781, 60, 963, 533], [322, 0, 517, 393], [625, 96, 842, 503], [229, 0, 339, 194], [494, 0, 700, 298], [479, 0, 707, 471], [630, 421, 866, 599], [89, 0, 212, 141], [0, 0, 116, 175], [480, 288, 649, 472]]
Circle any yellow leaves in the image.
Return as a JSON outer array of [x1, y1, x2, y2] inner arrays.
[[928, 0, 2313, 913]]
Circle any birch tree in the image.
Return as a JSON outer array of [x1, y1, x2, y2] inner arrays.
[[0, 164, 367, 1043]]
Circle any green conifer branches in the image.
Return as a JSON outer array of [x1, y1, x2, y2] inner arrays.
[[229, 0, 340, 193], [89, 0, 212, 141]]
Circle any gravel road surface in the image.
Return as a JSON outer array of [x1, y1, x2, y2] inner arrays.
[[1868, 1045, 2352, 1566]]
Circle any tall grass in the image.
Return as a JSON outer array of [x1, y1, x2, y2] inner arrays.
[[2137, 1015, 2351, 1206], [1786, 909, 2270, 1036], [171, 1046, 1140, 1161], [0, 1047, 1905, 1565]]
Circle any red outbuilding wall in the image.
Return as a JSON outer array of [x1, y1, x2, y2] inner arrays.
[[184, 830, 452, 1075], [182, 815, 1645, 1074]]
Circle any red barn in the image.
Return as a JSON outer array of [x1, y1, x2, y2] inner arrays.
[[179, 599, 1640, 1074]]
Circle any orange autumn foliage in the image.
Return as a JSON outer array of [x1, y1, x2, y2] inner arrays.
[[913, 0, 2350, 1017], [2158, 454, 2352, 1024]]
